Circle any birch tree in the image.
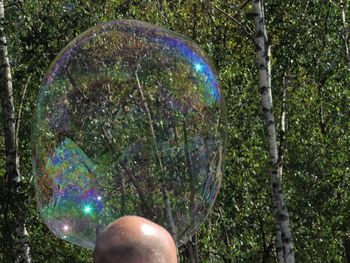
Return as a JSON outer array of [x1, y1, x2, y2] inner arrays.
[[0, 0, 31, 262], [2, 0, 349, 261], [252, 1, 295, 262]]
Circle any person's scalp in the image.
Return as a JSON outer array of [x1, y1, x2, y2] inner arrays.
[[93, 216, 177, 263]]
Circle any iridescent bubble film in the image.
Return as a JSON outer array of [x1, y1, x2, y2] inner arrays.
[[32, 20, 226, 249]]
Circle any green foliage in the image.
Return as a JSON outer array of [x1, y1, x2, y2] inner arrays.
[[1, 0, 350, 262]]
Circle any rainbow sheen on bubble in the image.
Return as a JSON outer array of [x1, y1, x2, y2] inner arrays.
[[32, 20, 226, 249]]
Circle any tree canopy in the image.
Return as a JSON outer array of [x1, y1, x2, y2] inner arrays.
[[1, 0, 349, 262]]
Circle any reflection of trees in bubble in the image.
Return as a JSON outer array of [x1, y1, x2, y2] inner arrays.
[[33, 20, 226, 248], [38, 138, 104, 247]]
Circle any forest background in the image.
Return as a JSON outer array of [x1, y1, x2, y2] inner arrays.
[[1, 0, 350, 262]]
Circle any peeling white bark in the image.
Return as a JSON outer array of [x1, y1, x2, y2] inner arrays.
[[252, 1, 295, 263], [0, 1, 31, 262]]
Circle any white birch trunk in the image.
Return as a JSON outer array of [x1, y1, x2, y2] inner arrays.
[[252, 1, 295, 262], [339, 0, 350, 66], [0, 1, 31, 262], [279, 75, 287, 179]]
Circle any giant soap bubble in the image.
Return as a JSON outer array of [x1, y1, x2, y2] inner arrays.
[[32, 20, 226, 249]]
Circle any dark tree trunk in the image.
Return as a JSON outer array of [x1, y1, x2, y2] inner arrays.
[[187, 234, 199, 263], [344, 235, 350, 263]]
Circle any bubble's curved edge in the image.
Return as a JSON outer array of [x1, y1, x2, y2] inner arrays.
[[32, 17, 225, 166], [177, 143, 226, 247], [32, 19, 227, 248], [175, 99, 227, 246], [41, 19, 222, 100], [34, 207, 96, 249]]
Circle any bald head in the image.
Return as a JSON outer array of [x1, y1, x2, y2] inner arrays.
[[93, 216, 177, 263]]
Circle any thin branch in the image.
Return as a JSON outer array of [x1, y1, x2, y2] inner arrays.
[[120, 163, 153, 218], [330, 0, 338, 7], [183, 121, 196, 210], [239, 0, 251, 11], [135, 71, 176, 240], [102, 0, 107, 13], [100, 126, 151, 216], [255, 203, 267, 257], [211, 3, 255, 42], [15, 73, 32, 152], [262, 233, 274, 263], [188, 234, 199, 263]]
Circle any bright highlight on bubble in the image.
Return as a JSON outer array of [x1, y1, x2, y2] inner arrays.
[[84, 206, 92, 214], [32, 20, 226, 249], [195, 64, 202, 71]]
